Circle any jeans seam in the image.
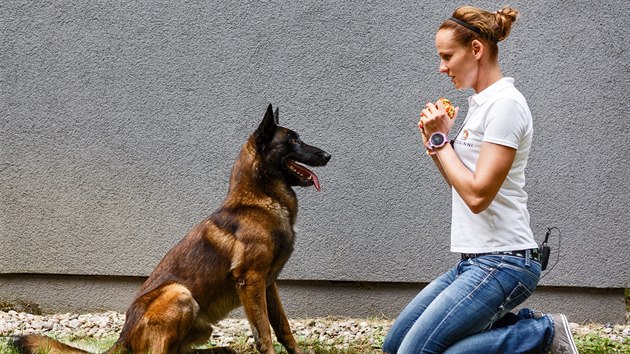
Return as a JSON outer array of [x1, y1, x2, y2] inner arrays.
[[497, 261, 540, 281], [420, 267, 497, 353], [537, 314, 555, 353]]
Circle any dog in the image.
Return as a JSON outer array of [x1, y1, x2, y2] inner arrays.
[[13, 104, 331, 354]]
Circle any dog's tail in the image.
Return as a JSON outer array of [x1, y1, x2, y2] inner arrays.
[[11, 334, 92, 354]]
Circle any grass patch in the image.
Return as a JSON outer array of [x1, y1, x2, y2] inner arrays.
[[1, 331, 627, 353], [1, 293, 627, 353], [575, 333, 629, 354]]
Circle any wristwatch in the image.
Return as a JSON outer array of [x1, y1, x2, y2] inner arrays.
[[427, 132, 449, 150]]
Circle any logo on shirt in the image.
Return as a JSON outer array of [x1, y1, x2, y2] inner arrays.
[[454, 129, 474, 148]]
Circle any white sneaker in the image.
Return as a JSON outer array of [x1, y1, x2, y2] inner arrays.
[[550, 314, 579, 354]]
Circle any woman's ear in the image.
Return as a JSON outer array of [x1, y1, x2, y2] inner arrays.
[[471, 40, 484, 59]]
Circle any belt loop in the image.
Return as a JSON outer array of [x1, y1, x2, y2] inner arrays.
[[525, 249, 531, 266]]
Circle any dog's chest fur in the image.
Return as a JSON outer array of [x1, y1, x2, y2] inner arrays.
[[265, 201, 296, 278]]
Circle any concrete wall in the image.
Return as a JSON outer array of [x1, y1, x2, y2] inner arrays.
[[1, 0, 628, 322], [0, 275, 624, 324]]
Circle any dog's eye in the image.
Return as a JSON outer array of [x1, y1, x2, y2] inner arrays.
[[290, 138, 301, 145]]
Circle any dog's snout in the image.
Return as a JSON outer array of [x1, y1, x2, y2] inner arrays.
[[319, 151, 331, 163]]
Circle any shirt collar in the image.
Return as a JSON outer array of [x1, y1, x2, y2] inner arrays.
[[468, 77, 515, 107]]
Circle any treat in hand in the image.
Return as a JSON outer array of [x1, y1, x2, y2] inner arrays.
[[438, 97, 456, 119], [420, 98, 455, 120], [419, 97, 455, 130]]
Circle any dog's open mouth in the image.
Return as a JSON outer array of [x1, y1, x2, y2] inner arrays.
[[287, 160, 321, 191]]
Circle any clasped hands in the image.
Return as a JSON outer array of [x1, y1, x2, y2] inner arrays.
[[418, 98, 458, 151]]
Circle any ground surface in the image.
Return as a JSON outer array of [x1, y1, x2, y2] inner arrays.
[[1, 310, 628, 352]]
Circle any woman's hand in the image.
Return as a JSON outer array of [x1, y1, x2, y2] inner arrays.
[[418, 99, 459, 144]]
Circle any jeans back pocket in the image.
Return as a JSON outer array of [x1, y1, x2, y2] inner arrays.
[[486, 282, 533, 330]]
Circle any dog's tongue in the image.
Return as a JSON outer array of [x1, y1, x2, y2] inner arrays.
[[290, 161, 321, 191], [311, 172, 321, 192]]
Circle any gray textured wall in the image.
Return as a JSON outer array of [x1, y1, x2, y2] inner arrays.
[[1, 0, 629, 318]]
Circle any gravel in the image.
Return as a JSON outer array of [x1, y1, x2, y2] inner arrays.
[[0, 310, 628, 349]]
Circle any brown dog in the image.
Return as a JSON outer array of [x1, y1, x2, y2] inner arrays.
[[13, 104, 331, 354]]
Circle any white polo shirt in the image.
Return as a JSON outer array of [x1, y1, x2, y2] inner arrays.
[[450, 77, 538, 253]]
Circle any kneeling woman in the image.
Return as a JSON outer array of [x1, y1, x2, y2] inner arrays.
[[382, 6, 578, 354]]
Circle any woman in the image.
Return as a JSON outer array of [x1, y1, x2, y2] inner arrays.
[[382, 6, 578, 354]]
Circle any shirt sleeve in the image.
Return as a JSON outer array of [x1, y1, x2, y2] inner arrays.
[[482, 98, 530, 149]]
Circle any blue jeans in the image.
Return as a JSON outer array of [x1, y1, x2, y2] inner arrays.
[[383, 253, 554, 354]]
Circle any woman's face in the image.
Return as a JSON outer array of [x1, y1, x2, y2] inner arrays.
[[435, 29, 478, 90]]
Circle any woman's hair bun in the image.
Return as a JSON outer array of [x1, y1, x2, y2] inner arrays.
[[450, 6, 519, 43], [493, 7, 519, 42]]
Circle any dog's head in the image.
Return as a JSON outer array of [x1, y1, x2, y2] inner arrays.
[[254, 104, 331, 191]]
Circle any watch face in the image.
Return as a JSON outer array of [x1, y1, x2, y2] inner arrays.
[[431, 133, 445, 146]]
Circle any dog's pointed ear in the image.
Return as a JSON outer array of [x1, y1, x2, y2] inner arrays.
[[273, 107, 279, 125], [255, 103, 277, 148]]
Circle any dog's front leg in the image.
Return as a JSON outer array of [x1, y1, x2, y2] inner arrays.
[[266, 282, 302, 354], [235, 271, 275, 354]]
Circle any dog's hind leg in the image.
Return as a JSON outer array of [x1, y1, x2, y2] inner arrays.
[[266, 282, 301, 354], [127, 283, 199, 354]]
